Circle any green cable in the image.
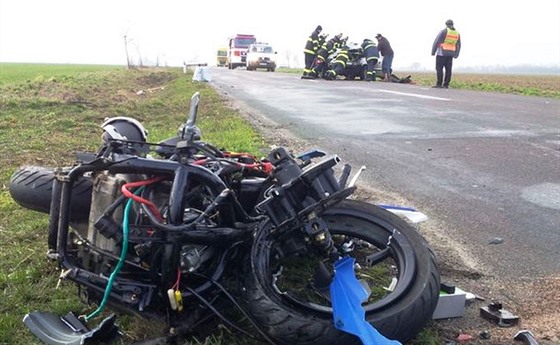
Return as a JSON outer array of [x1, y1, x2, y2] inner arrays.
[[85, 192, 135, 321]]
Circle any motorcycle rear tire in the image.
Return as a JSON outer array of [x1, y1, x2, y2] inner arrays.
[[244, 199, 440, 345], [9, 166, 93, 219]]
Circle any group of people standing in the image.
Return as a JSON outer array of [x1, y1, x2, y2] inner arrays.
[[301, 25, 395, 82], [302, 20, 461, 87]]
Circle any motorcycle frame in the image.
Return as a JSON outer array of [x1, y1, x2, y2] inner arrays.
[[47, 153, 257, 314]]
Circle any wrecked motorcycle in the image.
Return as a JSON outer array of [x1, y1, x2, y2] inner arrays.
[[9, 92, 440, 345]]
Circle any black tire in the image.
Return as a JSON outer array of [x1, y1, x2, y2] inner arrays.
[[9, 166, 92, 219], [244, 199, 440, 345]]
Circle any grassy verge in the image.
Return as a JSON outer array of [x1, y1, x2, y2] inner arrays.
[[405, 71, 560, 98], [281, 67, 560, 98], [0, 64, 265, 345]]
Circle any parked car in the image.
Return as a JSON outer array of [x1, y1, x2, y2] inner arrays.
[[246, 43, 277, 72]]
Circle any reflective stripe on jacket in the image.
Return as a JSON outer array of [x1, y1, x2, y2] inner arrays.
[[332, 50, 349, 67], [304, 30, 321, 55], [441, 29, 459, 52], [361, 40, 380, 61], [432, 27, 461, 57]]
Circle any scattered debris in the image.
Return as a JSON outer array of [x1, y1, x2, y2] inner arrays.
[[480, 301, 519, 327], [514, 330, 540, 345], [440, 282, 456, 294], [136, 85, 168, 96], [479, 330, 491, 340], [465, 292, 478, 305], [433, 283, 468, 319], [457, 333, 473, 342], [488, 237, 504, 245]]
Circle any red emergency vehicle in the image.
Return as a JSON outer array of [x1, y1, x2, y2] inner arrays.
[[227, 34, 256, 69]]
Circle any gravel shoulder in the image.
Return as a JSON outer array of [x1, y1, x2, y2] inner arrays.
[[214, 85, 560, 345]]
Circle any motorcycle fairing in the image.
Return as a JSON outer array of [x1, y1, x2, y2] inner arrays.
[[330, 256, 402, 345], [23, 311, 118, 345]]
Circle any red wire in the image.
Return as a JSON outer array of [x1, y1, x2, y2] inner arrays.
[[193, 158, 208, 165], [121, 177, 165, 221], [193, 156, 274, 175], [121, 177, 183, 289], [172, 268, 182, 289]]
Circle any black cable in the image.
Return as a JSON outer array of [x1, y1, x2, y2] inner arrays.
[[184, 287, 262, 342], [197, 274, 279, 345]]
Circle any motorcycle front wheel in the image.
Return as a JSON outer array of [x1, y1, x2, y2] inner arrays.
[[244, 199, 440, 345]]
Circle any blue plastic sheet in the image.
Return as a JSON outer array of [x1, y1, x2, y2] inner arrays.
[[330, 256, 402, 345]]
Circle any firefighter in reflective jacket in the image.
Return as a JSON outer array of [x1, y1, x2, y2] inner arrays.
[[318, 33, 328, 51], [324, 45, 349, 80], [305, 34, 343, 79], [361, 39, 380, 81], [302, 25, 323, 77]]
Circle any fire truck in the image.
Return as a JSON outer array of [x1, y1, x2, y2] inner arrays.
[[227, 34, 256, 69]]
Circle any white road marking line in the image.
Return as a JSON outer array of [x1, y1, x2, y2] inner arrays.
[[377, 89, 450, 101]]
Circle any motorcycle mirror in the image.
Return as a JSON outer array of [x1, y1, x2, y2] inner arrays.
[[182, 92, 200, 142]]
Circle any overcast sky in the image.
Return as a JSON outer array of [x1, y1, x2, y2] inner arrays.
[[1, 0, 559, 70]]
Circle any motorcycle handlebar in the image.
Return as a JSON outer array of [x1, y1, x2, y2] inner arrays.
[[183, 92, 200, 143]]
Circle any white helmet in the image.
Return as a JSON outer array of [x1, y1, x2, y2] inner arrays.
[[101, 117, 148, 142]]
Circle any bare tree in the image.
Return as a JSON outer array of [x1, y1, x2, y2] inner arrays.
[[124, 35, 131, 69], [134, 43, 143, 67]]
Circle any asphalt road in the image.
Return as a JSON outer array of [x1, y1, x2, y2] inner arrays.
[[208, 67, 560, 279]]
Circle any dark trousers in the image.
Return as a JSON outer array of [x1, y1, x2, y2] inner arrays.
[[304, 53, 315, 74], [435, 55, 454, 87], [381, 54, 393, 75], [366, 58, 378, 80]]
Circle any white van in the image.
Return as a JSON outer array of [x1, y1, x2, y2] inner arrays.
[[246, 43, 277, 72]]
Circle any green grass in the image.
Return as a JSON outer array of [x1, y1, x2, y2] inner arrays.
[[0, 64, 265, 345], [0, 63, 443, 345], [0, 63, 123, 86]]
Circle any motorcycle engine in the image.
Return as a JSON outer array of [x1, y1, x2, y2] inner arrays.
[[86, 172, 135, 254], [80, 171, 216, 277]]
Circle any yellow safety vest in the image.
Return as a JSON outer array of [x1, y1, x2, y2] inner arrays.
[[441, 29, 459, 51]]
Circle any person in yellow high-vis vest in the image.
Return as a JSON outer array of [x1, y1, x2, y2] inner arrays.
[[431, 19, 461, 88]]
